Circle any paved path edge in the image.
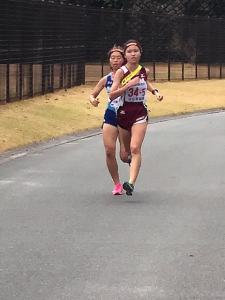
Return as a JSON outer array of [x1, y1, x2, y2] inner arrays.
[[0, 107, 224, 166]]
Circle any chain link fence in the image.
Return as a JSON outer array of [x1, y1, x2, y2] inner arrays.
[[0, 0, 85, 104], [85, 7, 225, 82], [1, 1, 225, 103]]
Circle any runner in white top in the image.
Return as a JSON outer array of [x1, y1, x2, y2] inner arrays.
[[109, 39, 163, 195]]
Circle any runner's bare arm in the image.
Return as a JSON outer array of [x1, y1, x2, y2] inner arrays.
[[109, 69, 139, 101], [147, 80, 163, 101], [89, 76, 107, 107]]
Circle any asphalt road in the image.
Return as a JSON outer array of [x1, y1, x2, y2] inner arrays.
[[0, 111, 225, 300]]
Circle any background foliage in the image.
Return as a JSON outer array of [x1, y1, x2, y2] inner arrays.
[[57, 0, 225, 17]]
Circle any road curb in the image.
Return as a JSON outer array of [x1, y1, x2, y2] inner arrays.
[[0, 107, 224, 165]]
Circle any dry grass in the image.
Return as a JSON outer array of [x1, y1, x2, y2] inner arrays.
[[0, 80, 224, 154]]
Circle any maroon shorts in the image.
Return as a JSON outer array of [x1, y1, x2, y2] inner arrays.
[[117, 102, 148, 131]]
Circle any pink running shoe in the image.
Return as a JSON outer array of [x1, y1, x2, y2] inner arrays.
[[112, 183, 123, 195]]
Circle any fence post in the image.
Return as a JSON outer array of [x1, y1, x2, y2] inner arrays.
[[19, 64, 22, 99], [207, 17, 210, 79], [152, 12, 156, 81], [19, 1, 23, 100], [181, 17, 184, 81], [6, 65, 9, 103], [50, 64, 54, 92], [68, 64, 71, 88], [6, 1, 10, 103], [168, 14, 171, 81], [195, 16, 198, 80], [101, 7, 104, 78], [42, 64, 46, 94], [219, 19, 222, 79], [29, 64, 33, 98]]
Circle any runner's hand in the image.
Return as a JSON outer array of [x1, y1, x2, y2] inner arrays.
[[155, 92, 163, 101], [89, 95, 100, 107]]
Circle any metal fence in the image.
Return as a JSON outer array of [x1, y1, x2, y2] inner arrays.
[[0, 0, 85, 104], [85, 7, 225, 82], [1, 1, 225, 104]]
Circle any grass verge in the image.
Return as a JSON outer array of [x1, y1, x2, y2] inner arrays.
[[0, 79, 224, 154]]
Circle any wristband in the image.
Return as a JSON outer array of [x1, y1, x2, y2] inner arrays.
[[152, 89, 158, 95]]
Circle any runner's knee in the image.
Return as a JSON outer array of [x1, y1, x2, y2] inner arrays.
[[105, 145, 116, 158], [130, 145, 141, 155]]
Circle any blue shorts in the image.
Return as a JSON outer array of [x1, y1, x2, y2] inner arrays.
[[102, 108, 117, 128]]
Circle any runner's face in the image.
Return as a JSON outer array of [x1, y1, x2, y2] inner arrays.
[[125, 45, 141, 63], [109, 51, 124, 71]]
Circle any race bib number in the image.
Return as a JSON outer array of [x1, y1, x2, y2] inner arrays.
[[126, 87, 146, 102]]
